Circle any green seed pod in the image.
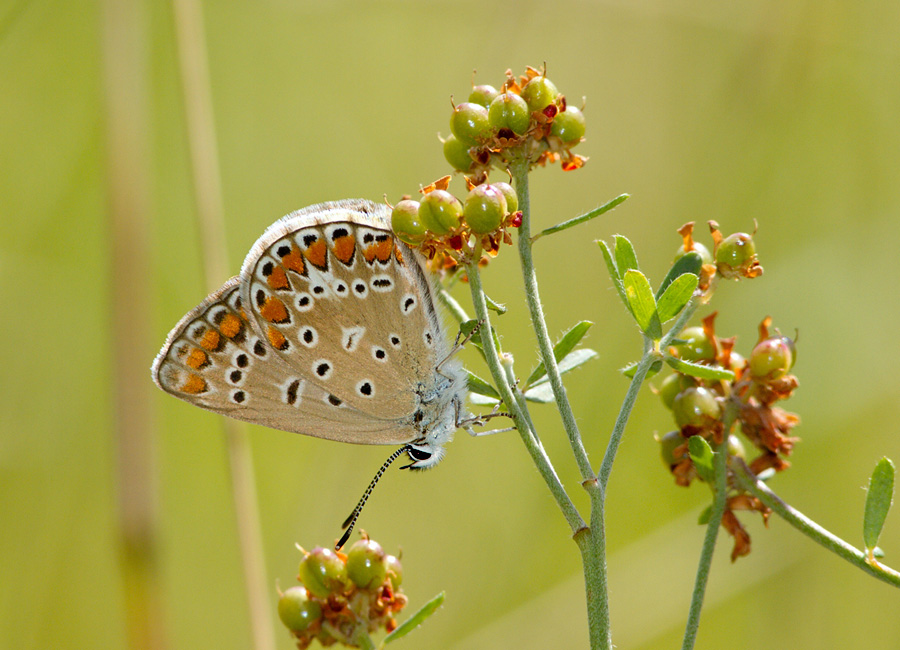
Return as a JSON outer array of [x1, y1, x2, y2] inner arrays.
[[464, 184, 507, 234], [674, 241, 713, 265], [749, 338, 793, 380], [297, 546, 348, 598], [468, 84, 499, 107], [443, 135, 474, 172], [488, 92, 530, 135], [385, 554, 403, 590], [715, 232, 759, 279], [491, 181, 518, 213], [391, 199, 427, 245], [550, 106, 586, 144], [278, 586, 322, 632], [418, 189, 463, 235], [672, 326, 716, 363], [450, 102, 490, 146], [658, 430, 686, 467], [521, 76, 559, 111], [672, 386, 722, 429], [658, 373, 696, 410], [346, 539, 388, 590]]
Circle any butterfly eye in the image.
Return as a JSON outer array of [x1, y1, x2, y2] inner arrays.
[[406, 447, 432, 462]]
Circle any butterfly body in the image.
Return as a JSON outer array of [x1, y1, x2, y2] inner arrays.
[[152, 199, 467, 468]]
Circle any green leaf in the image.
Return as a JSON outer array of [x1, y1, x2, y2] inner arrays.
[[665, 355, 735, 381], [614, 235, 639, 274], [688, 436, 715, 483], [534, 194, 629, 239], [525, 349, 599, 402], [469, 393, 500, 406], [656, 273, 699, 323], [460, 319, 501, 359], [523, 383, 555, 403], [656, 252, 704, 299], [623, 270, 661, 338], [525, 321, 593, 387], [383, 592, 445, 644], [620, 359, 663, 379], [465, 370, 500, 400], [484, 293, 507, 314], [598, 240, 628, 307], [863, 457, 895, 551], [697, 504, 712, 525]]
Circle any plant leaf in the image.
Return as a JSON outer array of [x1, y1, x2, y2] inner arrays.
[[623, 270, 661, 338], [460, 319, 501, 359], [525, 321, 593, 387], [656, 273, 699, 323], [469, 393, 500, 406], [524, 383, 554, 402], [620, 359, 663, 379], [656, 252, 704, 299], [697, 504, 712, 525], [614, 235, 639, 274], [466, 370, 500, 400], [688, 436, 715, 484], [665, 355, 735, 381], [484, 293, 507, 314], [534, 194, 629, 239], [598, 240, 628, 307], [383, 592, 445, 644], [863, 457, 895, 552]]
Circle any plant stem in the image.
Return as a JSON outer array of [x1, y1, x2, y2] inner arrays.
[[732, 458, 900, 588], [681, 434, 730, 650], [464, 254, 584, 534], [511, 162, 595, 483]]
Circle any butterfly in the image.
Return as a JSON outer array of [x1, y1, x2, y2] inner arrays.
[[151, 199, 471, 473]]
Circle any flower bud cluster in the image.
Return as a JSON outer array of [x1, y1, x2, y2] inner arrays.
[[443, 65, 587, 177], [278, 538, 406, 648]]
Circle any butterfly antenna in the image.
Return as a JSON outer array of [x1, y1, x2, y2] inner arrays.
[[336, 445, 410, 550]]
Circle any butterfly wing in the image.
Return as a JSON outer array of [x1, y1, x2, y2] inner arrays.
[[152, 199, 459, 446], [239, 199, 454, 421]]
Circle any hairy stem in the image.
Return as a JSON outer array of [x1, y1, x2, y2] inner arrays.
[[732, 458, 900, 588]]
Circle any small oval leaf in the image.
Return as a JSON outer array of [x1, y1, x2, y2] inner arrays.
[[863, 457, 895, 552], [665, 355, 735, 381], [656, 252, 704, 299], [525, 321, 593, 387], [466, 370, 501, 400], [623, 269, 659, 335], [656, 273, 699, 323], [383, 592, 445, 644], [614, 235, 639, 274], [688, 436, 715, 483]]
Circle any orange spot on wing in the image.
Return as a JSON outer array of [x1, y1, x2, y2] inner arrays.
[[186, 348, 209, 369], [260, 296, 289, 323], [219, 313, 243, 338], [281, 247, 305, 274], [365, 238, 393, 263], [266, 266, 290, 290], [199, 328, 221, 351], [267, 326, 288, 350], [304, 239, 328, 268], [181, 373, 208, 394], [393, 245, 405, 265], [332, 235, 356, 264]]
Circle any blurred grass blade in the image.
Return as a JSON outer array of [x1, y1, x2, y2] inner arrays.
[[656, 272, 699, 323], [466, 370, 501, 400], [525, 320, 593, 387], [688, 436, 715, 484], [623, 270, 661, 338], [863, 457, 895, 553], [534, 194, 629, 240], [383, 592, 445, 644], [656, 251, 703, 299], [614, 235, 639, 274], [665, 355, 735, 381]]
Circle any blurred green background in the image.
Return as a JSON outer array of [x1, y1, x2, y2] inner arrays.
[[3, 0, 900, 648]]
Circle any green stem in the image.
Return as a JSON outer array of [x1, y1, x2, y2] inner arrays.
[[464, 253, 584, 534], [682, 432, 731, 650], [732, 459, 900, 588], [511, 162, 595, 482]]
